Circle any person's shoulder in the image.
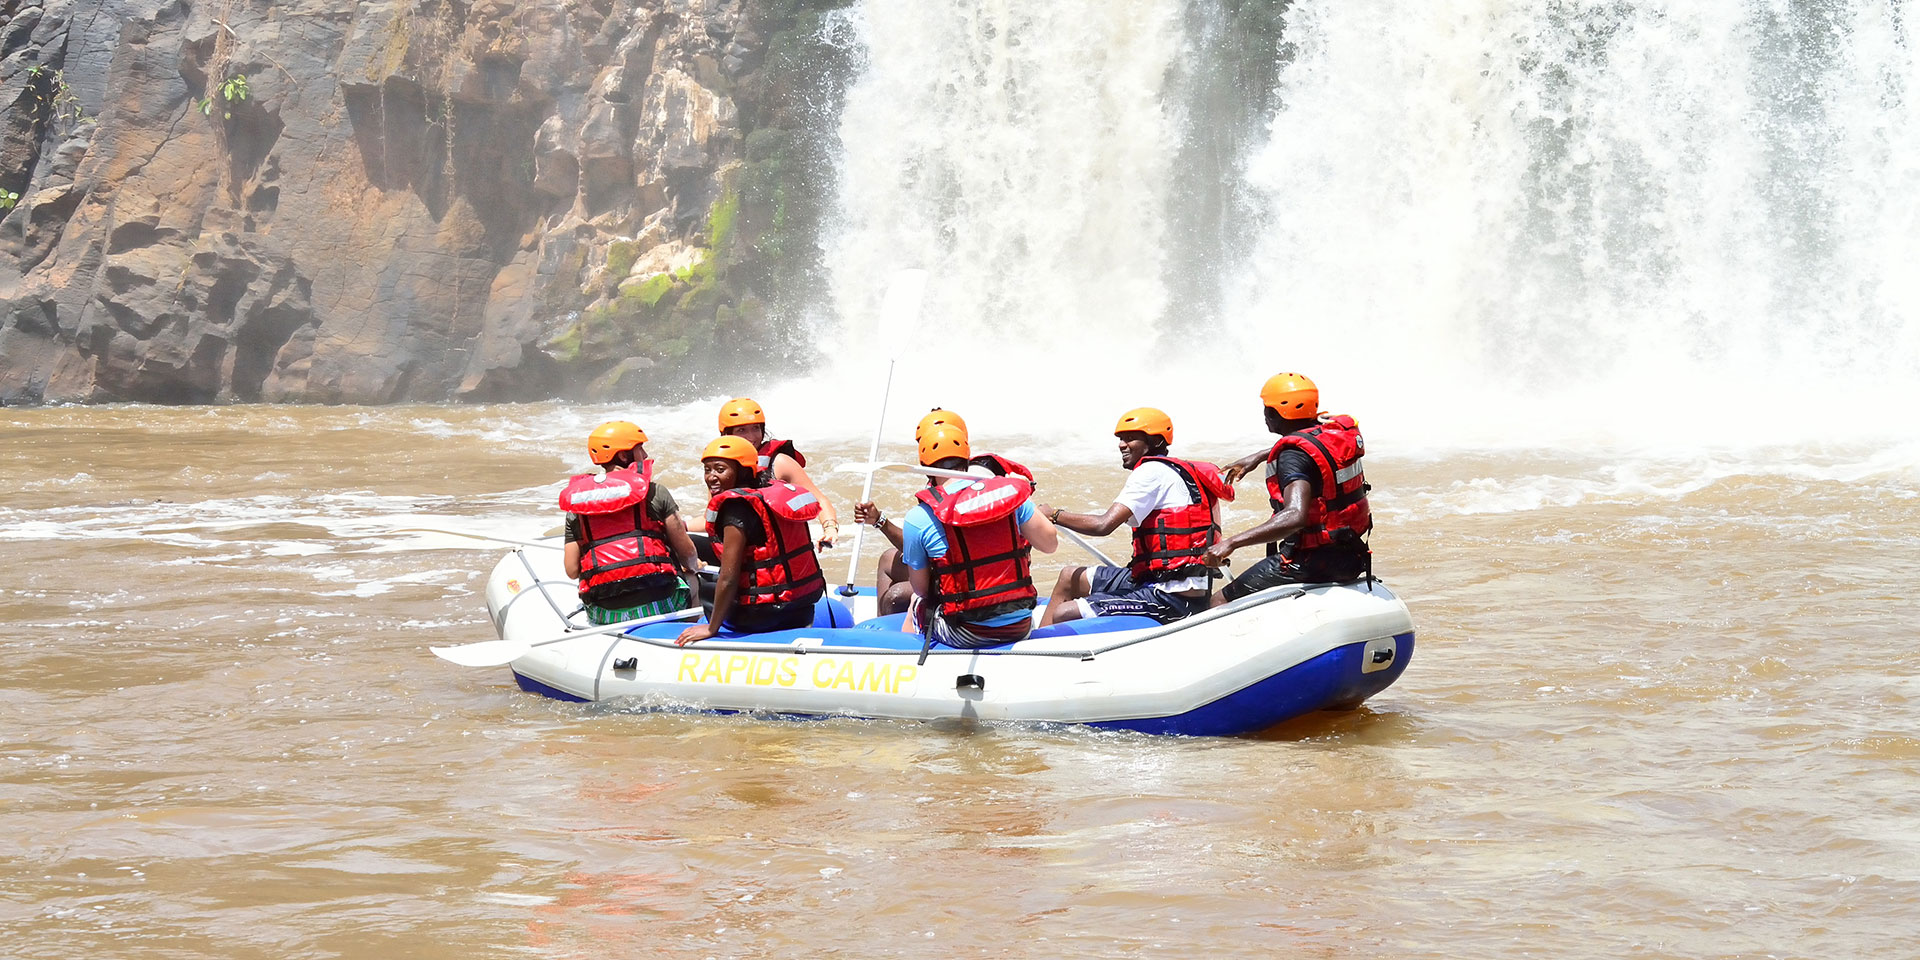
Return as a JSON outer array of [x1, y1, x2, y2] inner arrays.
[[1130, 459, 1184, 486], [648, 481, 678, 510], [902, 500, 939, 530]]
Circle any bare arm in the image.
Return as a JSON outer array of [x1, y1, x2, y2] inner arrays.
[[1041, 501, 1134, 538], [663, 513, 700, 571], [908, 564, 933, 600], [853, 500, 906, 550], [1221, 447, 1272, 484], [677, 524, 748, 645], [563, 537, 582, 580], [1019, 508, 1059, 554], [773, 453, 839, 543], [1205, 479, 1312, 565], [663, 512, 701, 598]]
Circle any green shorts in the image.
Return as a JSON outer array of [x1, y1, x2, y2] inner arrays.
[[586, 582, 693, 626]]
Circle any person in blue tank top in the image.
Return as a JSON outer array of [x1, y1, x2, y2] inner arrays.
[[896, 426, 1057, 648]]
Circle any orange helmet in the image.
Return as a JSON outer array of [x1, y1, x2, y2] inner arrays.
[[587, 421, 647, 465], [1260, 373, 1318, 419], [1113, 407, 1173, 445], [914, 407, 968, 442], [717, 397, 767, 432], [701, 436, 759, 470], [917, 424, 972, 466]]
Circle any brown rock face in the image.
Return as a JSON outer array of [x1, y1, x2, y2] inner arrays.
[[0, 0, 854, 404]]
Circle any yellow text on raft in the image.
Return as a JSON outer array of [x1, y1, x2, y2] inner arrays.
[[675, 653, 920, 695]]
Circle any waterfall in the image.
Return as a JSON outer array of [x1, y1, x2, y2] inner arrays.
[[825, 0, 1188, 369], [821, 0, 1918, 451], [1230, 0, 1919, 446]]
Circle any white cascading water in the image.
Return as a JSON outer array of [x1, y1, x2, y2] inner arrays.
[[805, 0, 1916, 457], [825, 0, 1186, 368], [1229, 0, 1920, 450]]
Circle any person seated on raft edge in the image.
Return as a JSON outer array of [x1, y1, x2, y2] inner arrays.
[[885, 424, 1058, 648], [1203, 372, 1373, 605], [853, 407, 1039, 615], [716, 396, 839, 550], [676, 436, 828, 646], [559, 421, 703, 626], [1035, 407, 1234, 627]]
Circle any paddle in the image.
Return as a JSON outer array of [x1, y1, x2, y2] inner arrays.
[[430, 606, 702, 667], [839, 268, 931, 596], [834, 461, 1120, 567], [391, 528, 562, 550]]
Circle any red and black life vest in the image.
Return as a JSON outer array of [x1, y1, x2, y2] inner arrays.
[[756, 438, 804, 480], [914, 477, 1036, 621], [558, 462, 678, 602], [1266, 415, 1371, 553], [705, 482, 826, 607], [969, 454, 1034, 487], [1128, 457, 1234, 584]]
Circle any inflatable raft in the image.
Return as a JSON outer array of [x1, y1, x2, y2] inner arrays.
[[468, 542, 1414, 737]]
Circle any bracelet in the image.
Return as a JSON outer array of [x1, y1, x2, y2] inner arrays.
[[869, 512, 887, 528], [1049, 508, 1063, 523]]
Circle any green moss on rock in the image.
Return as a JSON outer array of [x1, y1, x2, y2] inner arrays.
[[622, 271, 676, 308], [606, 240, 640, 280]]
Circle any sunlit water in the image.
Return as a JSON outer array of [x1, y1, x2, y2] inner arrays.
[[5, 403, 1917, 957]]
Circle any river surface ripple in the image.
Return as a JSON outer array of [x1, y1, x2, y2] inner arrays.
[[3, 405, 1916, 958]]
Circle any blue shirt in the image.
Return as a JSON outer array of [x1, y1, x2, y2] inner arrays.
[[901, 479, 1037, 628]]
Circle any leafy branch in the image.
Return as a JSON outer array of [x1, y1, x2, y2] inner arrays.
[[196, 74, 251, 119], [25, 65, 88, 132]]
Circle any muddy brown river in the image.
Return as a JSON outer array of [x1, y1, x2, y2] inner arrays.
[[4, 404, 1917, 958]]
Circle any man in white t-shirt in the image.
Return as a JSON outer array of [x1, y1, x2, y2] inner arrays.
[[1036, 408, 1232, 626]]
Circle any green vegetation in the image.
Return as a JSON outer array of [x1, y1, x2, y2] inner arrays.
[[605, 240, 640, 280], [25, 66, 88, 131], [197, 74, 250, 120], [0, 190, 18, 211], [625, 272, 674, 308], [707, 185, 740, 253]]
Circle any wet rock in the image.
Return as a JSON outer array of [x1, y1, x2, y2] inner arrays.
[[0, 0, 859, 405]]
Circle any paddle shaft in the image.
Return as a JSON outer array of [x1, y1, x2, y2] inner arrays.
[[860, 462, 1122, 567], [393, 528, 562, 550], [430, 605, 702, 666], [841, 356, 897, 595]]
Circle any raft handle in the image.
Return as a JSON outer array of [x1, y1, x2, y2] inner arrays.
[[956, 674, 985, 692], [612, 657, 638, 671]]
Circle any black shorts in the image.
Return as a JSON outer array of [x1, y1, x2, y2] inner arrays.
[[716, 598, 818, 634], [1080, 566, 1208, 624], [1220, 549, 1368, 602]]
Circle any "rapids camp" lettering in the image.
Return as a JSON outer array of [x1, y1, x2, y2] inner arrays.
[[675, 652, 919, 695]]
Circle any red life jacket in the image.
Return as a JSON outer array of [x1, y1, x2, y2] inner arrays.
[[914, 477, 1036, 621], [706, 482, 826, 607], [557, 463, 678, 602], [1266, 415, 1371, 553], [1128, 457, 1234, 584], [969, 454, 1034, 487], [756, 438, 805, 480]]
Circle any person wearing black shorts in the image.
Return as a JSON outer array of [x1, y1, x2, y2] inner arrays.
[[1207, 373, 1373, 603]]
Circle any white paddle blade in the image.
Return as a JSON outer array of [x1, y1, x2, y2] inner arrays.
[[834, 461, 908, 475], [834, 461, 1032, 485], [430, 639, 533, 668], [433, 607, 704, 667]]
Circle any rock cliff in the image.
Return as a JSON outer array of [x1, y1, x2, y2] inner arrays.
[[0, 0, 853, 404]]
